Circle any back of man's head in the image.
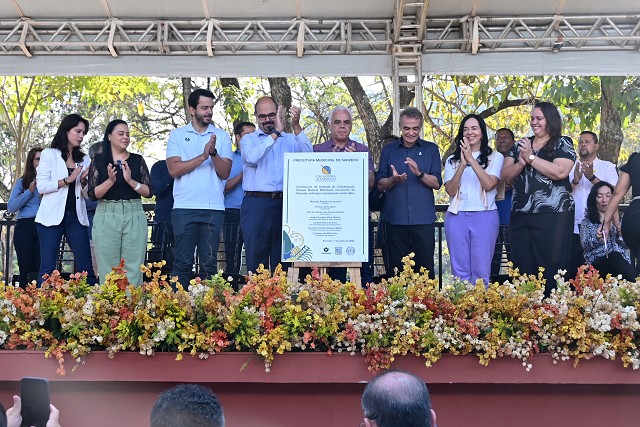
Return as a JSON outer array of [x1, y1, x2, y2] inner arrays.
[[150, 384, 225, 427], [361, 370, 433, 427]]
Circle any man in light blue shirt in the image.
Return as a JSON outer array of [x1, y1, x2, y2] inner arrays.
[[166, 88, 232, 287], [241, 96, 313, 273], [223, 121, 255, 274]]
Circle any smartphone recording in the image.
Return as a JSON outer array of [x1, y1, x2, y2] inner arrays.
[[20, 377, 50, 427]]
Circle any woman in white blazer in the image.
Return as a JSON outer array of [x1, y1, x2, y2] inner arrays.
[[35, 114, 96, 285]]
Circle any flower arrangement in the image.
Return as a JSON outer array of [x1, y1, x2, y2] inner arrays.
[[1, 256, 639, 375]]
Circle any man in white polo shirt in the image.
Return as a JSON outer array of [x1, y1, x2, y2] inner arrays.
[[166, 88, 232, 287], [569, 130, 618, 277]]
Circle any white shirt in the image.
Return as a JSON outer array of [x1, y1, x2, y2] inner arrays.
[[35, 148, 91, 227], [570, 157, 618, 233], [444, 151, 504, 212], [166, 122, 233, 210], [241, 129, 312, 192]]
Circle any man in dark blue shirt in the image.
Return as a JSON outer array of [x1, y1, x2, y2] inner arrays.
[[150, 159, 174, 272], [376, 107, 442, 278]]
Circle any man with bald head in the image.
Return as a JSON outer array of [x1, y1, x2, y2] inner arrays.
[[361, 370, 437, 427], [241, 96, 313, 273]]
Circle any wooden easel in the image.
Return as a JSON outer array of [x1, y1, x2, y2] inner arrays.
[[288, 262, 362, 288]]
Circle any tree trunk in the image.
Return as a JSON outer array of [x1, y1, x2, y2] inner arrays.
[[342, 77, 383, 162], [268, 78, 293, 133], [0, 182, 9, 202], [343, 76, 419, 165], [181, 77, 192, 125], [599, 76, 625, 164]]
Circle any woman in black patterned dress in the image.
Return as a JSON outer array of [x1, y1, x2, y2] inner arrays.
[[501, 102, 576, 295]]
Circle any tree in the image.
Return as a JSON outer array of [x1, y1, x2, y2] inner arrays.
[[0, 76, 158, 201]]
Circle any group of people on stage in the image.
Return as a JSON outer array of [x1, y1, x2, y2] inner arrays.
[[8, 89, 640, 289], [9, 114, 152, 287]]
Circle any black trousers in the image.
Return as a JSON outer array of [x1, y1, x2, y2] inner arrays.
[[509, 211, 573, 296], [385, 222, 435, 279], [568, 232, 586, 280], [13, 217, 40, 288], [223, 208, 243, 274], [592, 252, 638, 282], [621, 199, 640, 270]]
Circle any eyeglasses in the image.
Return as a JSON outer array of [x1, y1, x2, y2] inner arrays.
[[256, 112, 277, 121]]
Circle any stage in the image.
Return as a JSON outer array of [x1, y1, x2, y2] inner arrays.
[[1, 351, 638, 427]]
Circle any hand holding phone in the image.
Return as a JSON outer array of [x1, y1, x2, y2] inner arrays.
[[20, 377, 50, 427], [116, 160, 122, 169]]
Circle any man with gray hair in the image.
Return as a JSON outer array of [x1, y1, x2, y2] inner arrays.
[[314, 106, 375, 189], [313, 106, 375, 283], [361, 370, 437, 427], [377, 107, 442, 277]]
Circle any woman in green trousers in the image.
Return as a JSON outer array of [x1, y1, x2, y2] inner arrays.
[[88, 119, 151, 285]]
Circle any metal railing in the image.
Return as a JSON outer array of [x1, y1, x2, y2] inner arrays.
[[5, 202, 618, 287]]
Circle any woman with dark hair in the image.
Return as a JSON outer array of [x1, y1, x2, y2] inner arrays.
[[35, 114, 96, 285], [601, 151, 640, 271], [501, 102, 575, 295], [444, 114, 504, 283], [88, 119, 151, 285], [580, 181, 636, 280], [7, 147, 43, 287]]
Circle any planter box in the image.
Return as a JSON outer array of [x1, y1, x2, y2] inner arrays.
[[1, 351, 638, 427]]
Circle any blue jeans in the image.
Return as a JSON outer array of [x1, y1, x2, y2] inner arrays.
[[36, 211, 96, 285], [171, 208, 224, 287]]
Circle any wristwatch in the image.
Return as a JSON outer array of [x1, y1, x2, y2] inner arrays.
[[587, 174, 597, 182], [528, 154, 536, 163], [418, 171, 425, 179], [270, 130, 281, 138], [210, 148, 218, 157]]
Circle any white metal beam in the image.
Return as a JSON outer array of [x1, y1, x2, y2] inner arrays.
[[0, 14, 639, 77]]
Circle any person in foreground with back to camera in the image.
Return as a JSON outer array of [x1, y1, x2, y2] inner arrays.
[[500, 102, 575, 296], [579, 181, 637, 281], [150, 384, 225, 427], [88, 119, 152, 286], [361, 370, 437, 427], [444, 114, 503, 285], [601, 151, 640, 272], [4, 396, 61, 427], [7, 147, 43, 288], [35, 113, 96, 285]]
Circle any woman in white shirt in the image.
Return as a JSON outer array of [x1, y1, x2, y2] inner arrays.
[[444, 114, 504, 284], [35, 114, 96, 285]]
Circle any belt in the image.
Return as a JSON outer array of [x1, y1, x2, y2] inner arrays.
[[245, 191, 283, 199]]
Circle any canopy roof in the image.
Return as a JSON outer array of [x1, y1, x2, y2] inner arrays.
[[1, 0, 639, 76]]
